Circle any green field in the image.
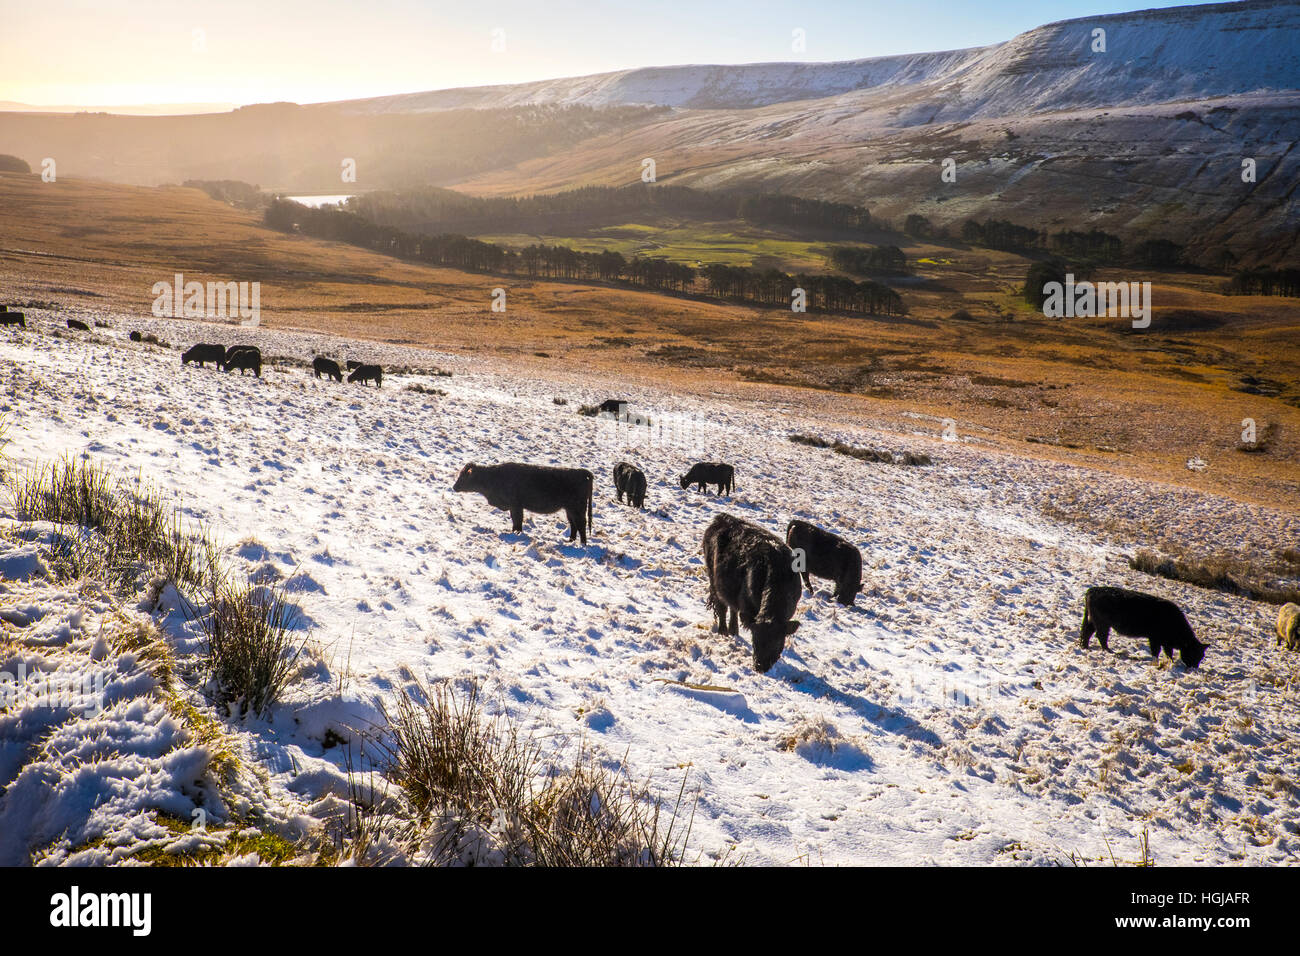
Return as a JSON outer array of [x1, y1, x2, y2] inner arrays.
[[475, 218, 844, 272]]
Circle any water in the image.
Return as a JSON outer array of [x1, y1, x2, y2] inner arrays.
[[285, 194, 353, 208]]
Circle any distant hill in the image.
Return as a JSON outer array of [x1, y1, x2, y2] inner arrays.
[[1, 0, 1296, 262]]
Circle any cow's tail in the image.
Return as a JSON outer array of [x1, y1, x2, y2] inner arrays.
[[586, 472, 594, 533]]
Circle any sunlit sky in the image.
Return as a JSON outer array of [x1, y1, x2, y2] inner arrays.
[[1, 0, 1200, 109]]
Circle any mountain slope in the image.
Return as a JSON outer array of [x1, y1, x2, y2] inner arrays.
[[1, 1, 1296, 258], [335, 0, 1300, 121]]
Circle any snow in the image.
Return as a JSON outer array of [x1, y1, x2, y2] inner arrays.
[[1, 309, 1297, 865], [330, 0, 1300, 122]]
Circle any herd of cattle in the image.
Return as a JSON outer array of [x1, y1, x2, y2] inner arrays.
[[3, 309, 1294, 677], [449, 456, 1294, 675], [178, 340, 384, 386]]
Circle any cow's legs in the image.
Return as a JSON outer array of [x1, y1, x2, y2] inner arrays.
[[1079, 614, 1094, 648], [564, 506, 586, 545], [728, 607, 739, 636], [801, 572, 812, 592], [710, 596, 727, 633], [510, 506, 524, 533], [1097, 625, 1110, 651], [1148, 636, 1161, 658]]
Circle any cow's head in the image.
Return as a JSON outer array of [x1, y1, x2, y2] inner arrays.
[[1181, 637, 1206, 670], [751, 618, 799, 673], [452, 463, 480, 492], [839, 559, 864, 606], [678, 474, 690, 489]]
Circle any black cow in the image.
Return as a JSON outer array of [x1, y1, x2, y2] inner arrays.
[[786, 520, 863, 606], [453, 462, 594, 545], [313, 356, 343, 382], [348, 364, 382, 387], [703, 513, 801, 673], [599, 399, 629, 415], [129, 330, 142, 342], [680, 462, 734, 496], [1080, 586, 1206, 669], [222, 346, 262, 377], [0, 312, 25, 328], [182, 343, 226, 367], [66, 319, 89, 331], [612, 462, 647, 509]]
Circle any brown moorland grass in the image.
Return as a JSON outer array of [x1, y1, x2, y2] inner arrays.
[[1, 172, 1297, 514]]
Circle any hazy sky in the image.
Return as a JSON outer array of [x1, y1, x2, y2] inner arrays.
[[2, 0, 1200, 108]]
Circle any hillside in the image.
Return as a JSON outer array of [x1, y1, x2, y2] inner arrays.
[[338, 0, 1300, 117], [1, 173, 1297, 514], [1, 308, 1297, 864], [1, 1, 1296, 259]]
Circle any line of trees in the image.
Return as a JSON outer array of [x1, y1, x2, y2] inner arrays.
[[964, 218, 1188, 269], [349, 183, 874, 237], [264, 199, 904, 315], [699, 264, 902, 314], [828, 245, 908, 276], [1223, 268, 1300, 297]]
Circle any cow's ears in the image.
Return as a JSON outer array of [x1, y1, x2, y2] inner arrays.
[[785, 621, 800, 635]]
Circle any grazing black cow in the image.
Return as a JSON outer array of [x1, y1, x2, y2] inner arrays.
[[348, 364, 382, 387], [785, 519, 863, 606], [703, 513, 801, 673], [313, 356, 343, 382], [346, 360, 363, 372], [0, 312, 24, 328], [612, 462, 647, 509], [679, 462, 734, 496], [222, 346, 262, 377], [182, 343, 226, 367], [1079, 586, 1206, 669], [599, 399, 629, 415], [129, 330, 142, 342], [453, 462, 594, 545], [66, 319, 89, 331]]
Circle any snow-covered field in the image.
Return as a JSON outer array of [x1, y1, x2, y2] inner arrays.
[[1, 309, 1297, 866]]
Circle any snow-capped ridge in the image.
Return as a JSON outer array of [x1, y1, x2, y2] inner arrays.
[[327, 0, 1300, 120]]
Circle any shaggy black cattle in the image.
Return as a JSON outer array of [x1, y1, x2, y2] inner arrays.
[[222, 346, 262, 377], [785, 519, 863, 606], [0, 312, 24, 328], [703, 513, 801, 673], [453, 462, 594, 545], [313, 356, 343, 382], [599, 399, 628, 415], [1079, 586, 1206, 669], [679, 462, 734, 495], [182, 343, 226, 367], [612, 462, 647, 508], [348, 364, 382, 387], [66, 319, 89, 331], [129, 330, 142, 342]]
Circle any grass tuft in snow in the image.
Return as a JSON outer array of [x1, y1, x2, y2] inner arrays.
[[8, 456, 221, 593], [6, 451, 307, 719], [788, 432, 931, 466], [190, 576, 307, 719], [377, 680, 696, 866], [1130, 548, 1300, 606]]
